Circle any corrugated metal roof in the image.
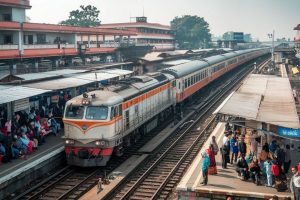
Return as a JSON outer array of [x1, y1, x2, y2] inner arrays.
[[25, 72, 120, 90], [17, 69, 87, 81], [98, 68, 133, 76], [216, 74, 300, 129], [0, 86, 51, 104], [25, 77, 93, 90]]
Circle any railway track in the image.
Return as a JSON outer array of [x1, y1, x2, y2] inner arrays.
[[14, 56, 270, 200], [13, 128, 164, 200], [104, 57, 269, 200]]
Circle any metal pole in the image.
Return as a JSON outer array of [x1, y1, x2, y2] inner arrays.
[[272, 30, 275, 63]]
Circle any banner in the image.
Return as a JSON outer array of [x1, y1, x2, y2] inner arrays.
[[278, 127, 300, 138]]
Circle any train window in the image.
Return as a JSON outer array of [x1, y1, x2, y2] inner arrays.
[[135, 105, 139, 114], [111, 107, 115, 120], [178, 82, 181, 90], [114, 106, 119, 117], [119, 104, 122, 115], [172, 81, 176, 87], [65, 106, 84, 119], [185, 79, 188, 88], [86, 106, 108, 120]]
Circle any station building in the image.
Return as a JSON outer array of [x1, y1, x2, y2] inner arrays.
[[0, 0, 136, 74], [100, 17, 175, 51]]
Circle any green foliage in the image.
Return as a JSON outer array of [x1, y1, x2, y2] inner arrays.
[[171, 15, 211, 49], [60, 5, 101, 27]]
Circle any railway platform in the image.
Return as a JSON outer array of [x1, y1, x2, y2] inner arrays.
[[80, 154, 148, 200], [177, 122, 293, 200], [0, 134, 64, 199]]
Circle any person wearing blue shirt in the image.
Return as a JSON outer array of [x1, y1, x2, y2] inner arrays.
[[201, 151, 210, 186], [230, 134, 238, 164]]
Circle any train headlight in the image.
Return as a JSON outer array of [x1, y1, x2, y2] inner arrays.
[[65, 139, 75, 145], [95, 140, 105, 146], [82, 99, 90, 105]]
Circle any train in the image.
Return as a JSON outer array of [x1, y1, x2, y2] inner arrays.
[[63, 47, 270, 167]]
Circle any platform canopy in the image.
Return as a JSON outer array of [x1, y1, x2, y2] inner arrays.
[[214, 74, 300, 129], [0, 86, 51, 104], [25, 72, 121, 90]]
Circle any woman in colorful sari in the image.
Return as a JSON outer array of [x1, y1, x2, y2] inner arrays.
[[207, 144, 217, 174]]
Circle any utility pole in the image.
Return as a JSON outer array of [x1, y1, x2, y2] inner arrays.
[[268, 30, 275, 66], [271, 30, 275, 63]]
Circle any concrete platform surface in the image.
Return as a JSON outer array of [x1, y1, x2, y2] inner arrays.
[[0, 134, 63, 184], [80, 154, 148, 200], [177, 122, 292, 199]]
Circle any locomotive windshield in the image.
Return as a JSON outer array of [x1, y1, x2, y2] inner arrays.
[[65, 106, 84, 119], [86, 106, 108, 120]]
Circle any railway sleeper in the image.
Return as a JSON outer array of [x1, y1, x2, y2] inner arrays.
[[131, 192, 154, 198], [139, 185, 159, 190]]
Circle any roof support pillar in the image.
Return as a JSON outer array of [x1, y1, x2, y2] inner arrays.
[[96, 34, 99, 47]]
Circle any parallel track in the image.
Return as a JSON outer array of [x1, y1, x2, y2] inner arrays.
[[105, 57, 270, 200]]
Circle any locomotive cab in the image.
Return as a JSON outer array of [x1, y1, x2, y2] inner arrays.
[[63, 91, 123, 167]]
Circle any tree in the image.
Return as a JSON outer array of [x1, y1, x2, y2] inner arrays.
[[171, 15, 211, 49], [60, 5, 101, 27]]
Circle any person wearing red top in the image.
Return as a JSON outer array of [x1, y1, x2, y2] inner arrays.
[[272, 161, 280, 178]]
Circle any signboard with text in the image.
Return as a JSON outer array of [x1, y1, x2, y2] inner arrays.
[[278, 127, 300, 138]]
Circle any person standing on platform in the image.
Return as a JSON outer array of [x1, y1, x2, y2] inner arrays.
[[290, 164, 300, 200], [97, 177, 103, 193], [210, 136, 219, 156], [274, 144, 285, 169], [264, 157, 273, 187], [207, 144, 217, 174], [284, 144, 291, 174], [200, 151, 210, 186], [238, 136, 247, 157], [230, 133, 238, 164], [221, 133, 230, 169]]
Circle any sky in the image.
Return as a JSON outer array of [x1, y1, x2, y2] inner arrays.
[[26, 0, 300, 41]]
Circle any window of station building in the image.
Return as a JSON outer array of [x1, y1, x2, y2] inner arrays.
[[2, 13, 12, 21], [3, 35, 12, 44], [37, 34, 46, 44], [24, 35, 33, 45]]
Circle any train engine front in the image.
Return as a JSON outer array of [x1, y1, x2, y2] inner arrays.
[[63, 91, 123, 167]]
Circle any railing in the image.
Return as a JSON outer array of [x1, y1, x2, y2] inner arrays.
[[23, 44, 58, 49], [0, 44, 18, 50], [61, 44, 75, 48], [0, 44, 77, 51], [152, 43, 175, 50]]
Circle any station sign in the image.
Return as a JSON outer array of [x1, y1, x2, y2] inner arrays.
[[278, 127, 300, 138]]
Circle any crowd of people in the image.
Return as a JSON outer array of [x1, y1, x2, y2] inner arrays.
[[200, 124, 300, 199], [0, 102, 64, 164]]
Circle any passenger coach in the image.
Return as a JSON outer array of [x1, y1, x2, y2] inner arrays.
[[63, 47, 270, 167]]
